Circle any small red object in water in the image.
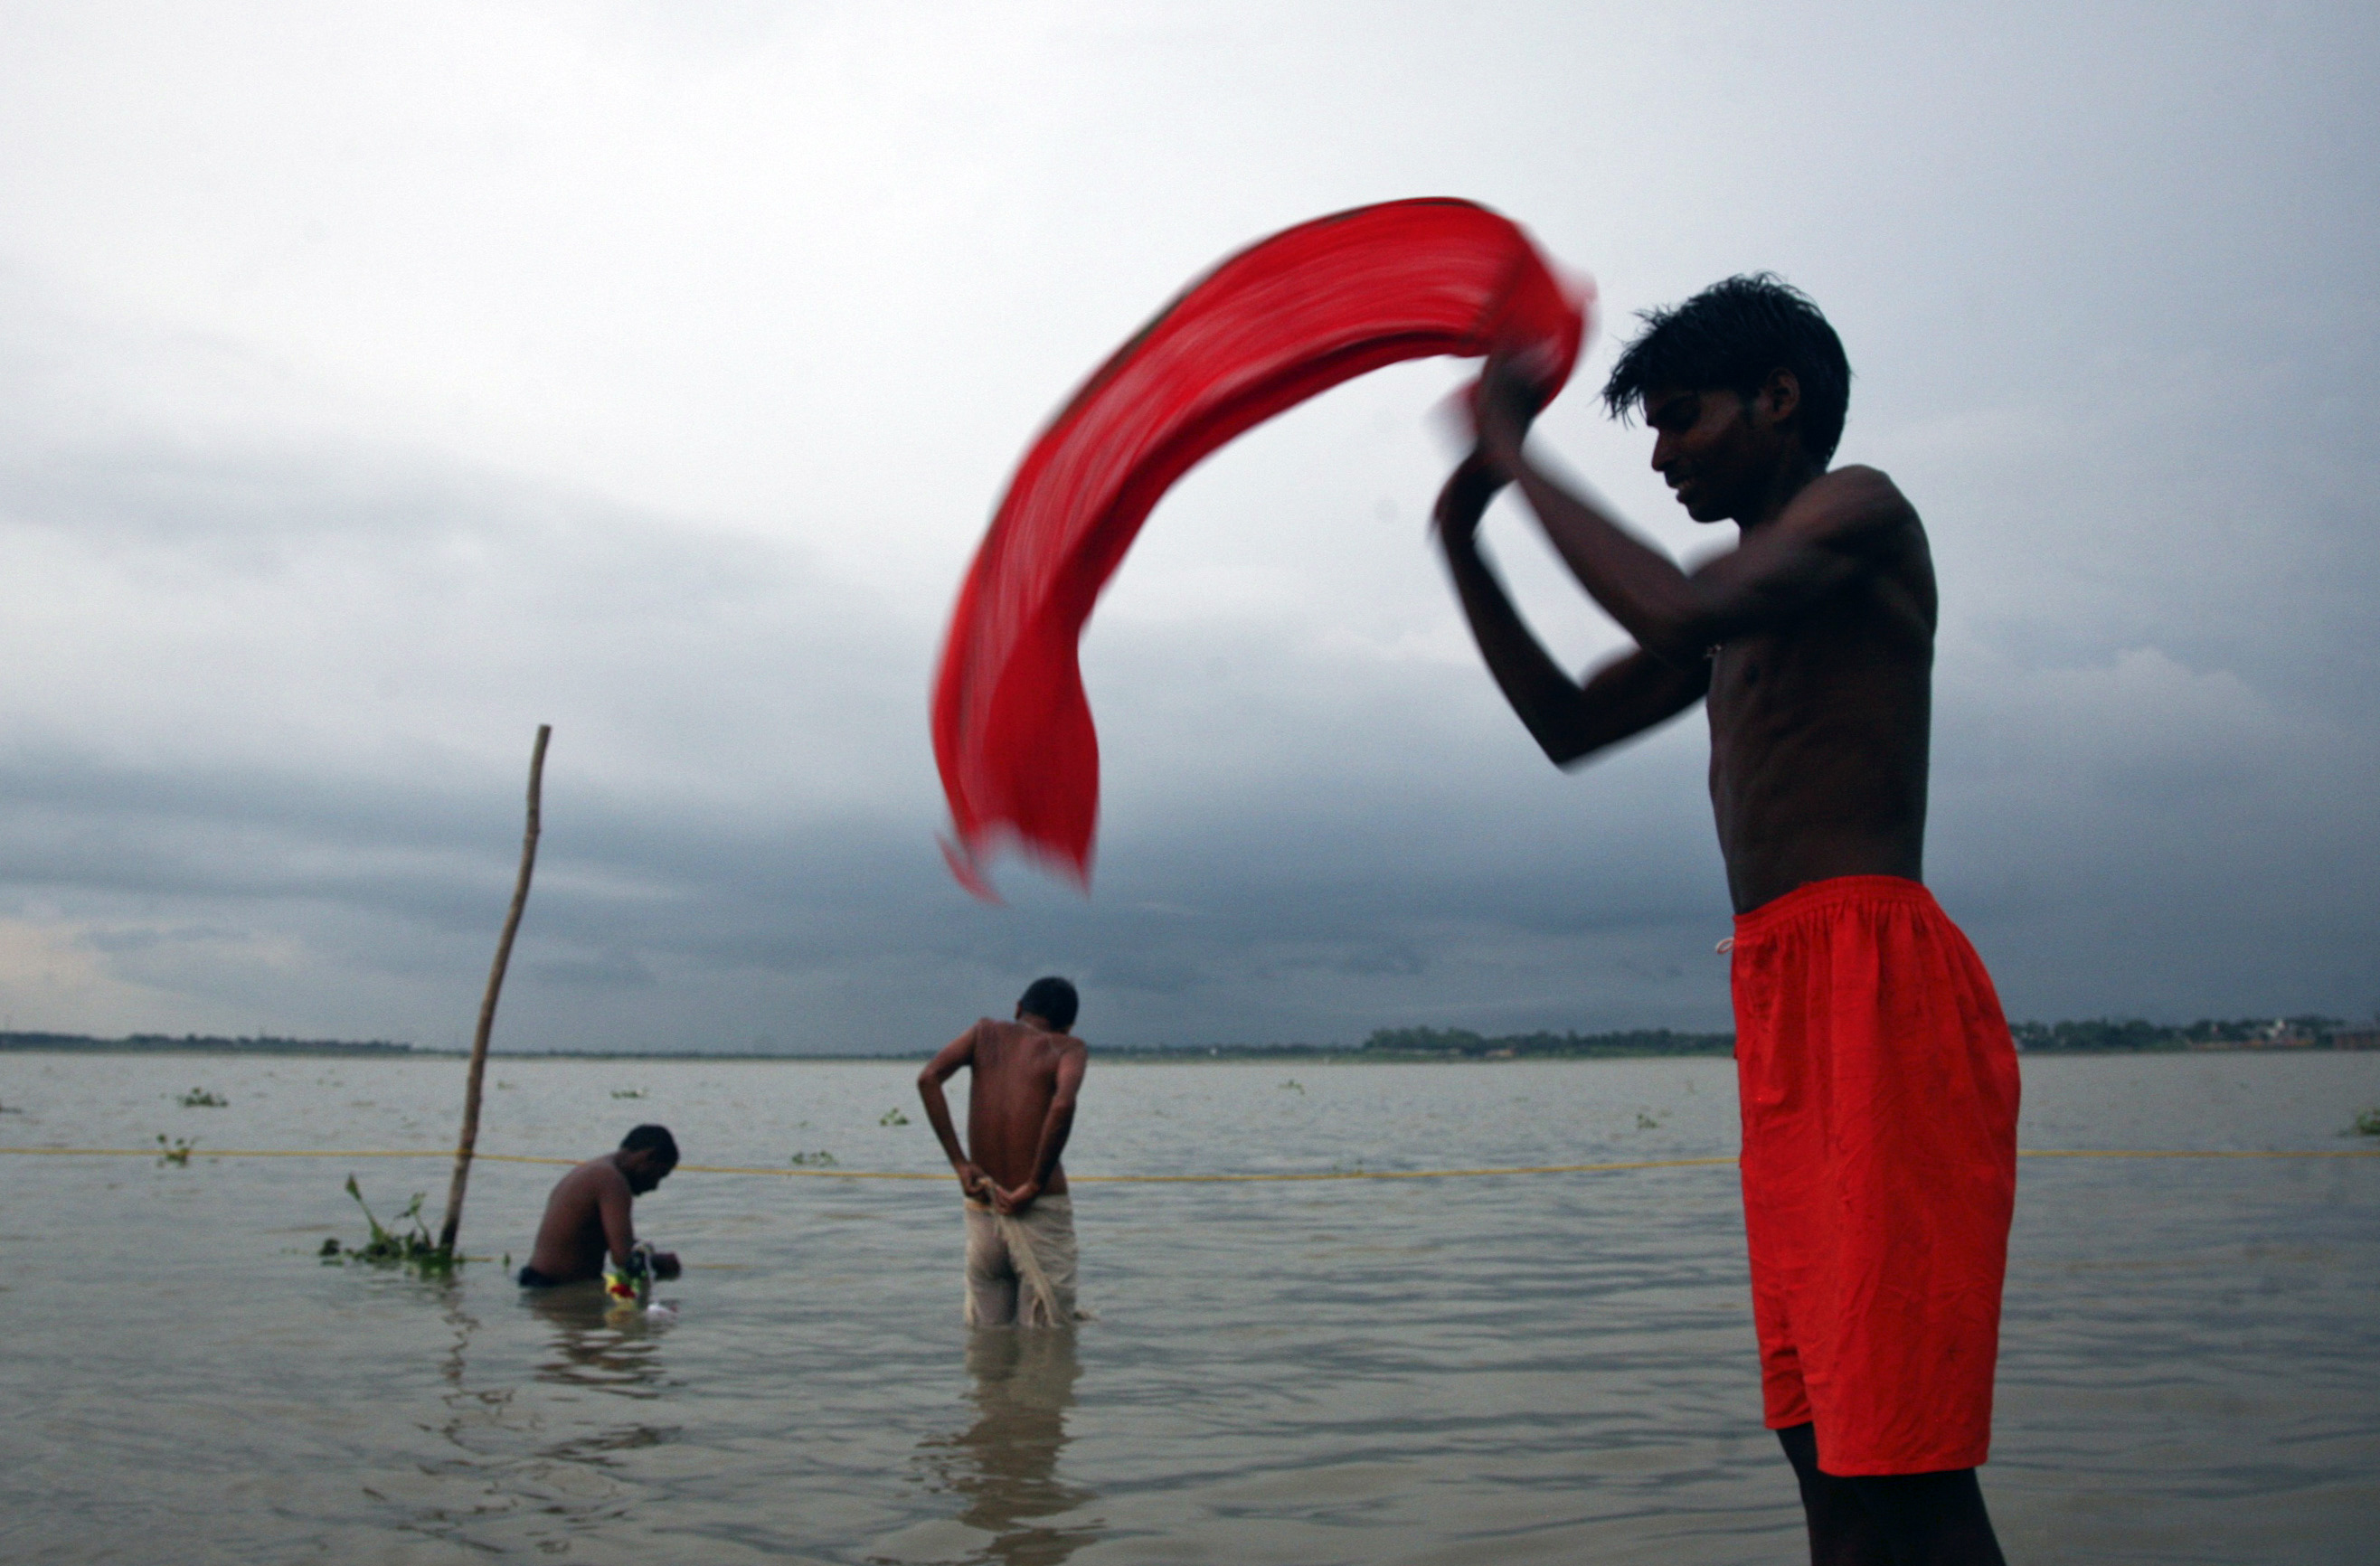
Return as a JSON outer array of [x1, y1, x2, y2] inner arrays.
[[931, 198, 1590, 897]]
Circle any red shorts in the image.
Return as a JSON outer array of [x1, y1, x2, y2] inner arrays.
[[1731, 876, 2020, 1476]]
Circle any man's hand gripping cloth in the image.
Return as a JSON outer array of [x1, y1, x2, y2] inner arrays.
[[1730, 876, 2022, 1476], [963, 1194, 1080, 1327], [931, 198, 1589, 895]]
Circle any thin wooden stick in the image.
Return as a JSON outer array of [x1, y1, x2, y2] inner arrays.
[[438, 723, 551, 1257]]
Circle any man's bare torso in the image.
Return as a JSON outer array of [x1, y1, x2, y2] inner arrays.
[[524, 1158, 628, 1283], [1706, 509, 1936, 913], [963, 1019, 1079, 1194]]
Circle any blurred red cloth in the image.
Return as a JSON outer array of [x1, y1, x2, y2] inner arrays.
[[932, 198, 1590, 896]]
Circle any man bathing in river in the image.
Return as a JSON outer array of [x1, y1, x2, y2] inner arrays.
[[1440, 276, 2018, 1564], [518, 1124, 683, 1289], [918, 976, 1087, 1327]]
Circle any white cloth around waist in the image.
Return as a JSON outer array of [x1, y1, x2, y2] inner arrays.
[[962, 1193, 1079, 1327]]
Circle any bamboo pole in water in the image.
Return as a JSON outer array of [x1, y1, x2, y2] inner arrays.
[[438, 723, 551, 1257]]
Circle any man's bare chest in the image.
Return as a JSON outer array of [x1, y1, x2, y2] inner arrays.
[[1705, 635, 1804, 741]]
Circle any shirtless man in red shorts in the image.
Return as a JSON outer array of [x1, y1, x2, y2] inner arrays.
[[1439, 274, 2018, 1564]]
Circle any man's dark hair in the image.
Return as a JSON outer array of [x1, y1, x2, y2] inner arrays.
[[620, 1124, 679, 1166], [1600, 274, 1852, 464], [1018, 976, 1079, 1033]]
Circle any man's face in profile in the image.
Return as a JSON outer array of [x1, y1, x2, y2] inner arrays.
[[1645, 384, 1756, 524], [1643, 376, 1801, 525], [622, 1151, 673, 1194]]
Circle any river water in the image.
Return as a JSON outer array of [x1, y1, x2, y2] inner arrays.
[[1, 1050, 2373, 1563]]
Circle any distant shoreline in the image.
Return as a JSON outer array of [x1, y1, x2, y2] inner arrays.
[[0, 1032, 418, 1058], [5, 1024, 2374, 1063]]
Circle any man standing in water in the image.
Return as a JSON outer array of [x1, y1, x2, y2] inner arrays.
[[918, 976, 1087, 1326], [518, 1124, 683, 1289], [1438, 276, 2018, 1564]]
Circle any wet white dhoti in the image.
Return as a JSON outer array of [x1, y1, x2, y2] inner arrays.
[[962, 1194, 1079, 1327]]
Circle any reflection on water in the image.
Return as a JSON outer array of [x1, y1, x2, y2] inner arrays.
[[527, 1282, 676, 1397], [915, 1329, 1100, 1565], [328, 1281, 698, 1557], [501, 1284, 683, 1541]]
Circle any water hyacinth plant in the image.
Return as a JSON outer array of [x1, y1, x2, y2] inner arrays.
[[322, 1174, 458, 1274]]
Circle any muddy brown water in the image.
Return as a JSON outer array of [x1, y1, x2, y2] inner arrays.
[[1, 1051, 2373, 1563]]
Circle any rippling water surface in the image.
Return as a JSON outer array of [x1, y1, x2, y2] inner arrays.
[[2, 1051, 2375, 1563]]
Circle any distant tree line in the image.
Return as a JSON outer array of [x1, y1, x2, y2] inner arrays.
[[1102, 1027, 1737, 1060], [1358, 1026, 1735, 1058], [0, 1031, 415, 1055], [2009, 1015, 2368, 1052], [1111, 1015, 2376, 1060], [5, 1018, 2372, 1061]]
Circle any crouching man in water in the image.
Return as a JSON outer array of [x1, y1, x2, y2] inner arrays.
[[918, 976, 1087, 1326], [1440, 276, 2017, 1564], [518, 1124, 684, 1289]]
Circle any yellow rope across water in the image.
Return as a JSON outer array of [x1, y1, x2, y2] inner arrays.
[[2, 1146, 2375, 1181]]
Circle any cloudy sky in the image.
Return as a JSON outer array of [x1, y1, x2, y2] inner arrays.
[[0, 2, 2371, 1052]]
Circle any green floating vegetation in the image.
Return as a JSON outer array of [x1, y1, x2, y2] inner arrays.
[[320, 1174, 458, 1274], [155, 1134, 194, 1165], [2352, 1108, 2380, 1137], [1280, 1079, 1306, 1093], [879, 1107, 911, 1127], [789, 1149, 838, 1167], [176, 1087, 228, 1108], [610, 1088, 648, 1099]]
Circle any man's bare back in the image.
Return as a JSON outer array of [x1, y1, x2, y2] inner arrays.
[[956, 1019, 1081, 1196], [521, 1127, 679, 1286], [919, 979, 1087, 1214]]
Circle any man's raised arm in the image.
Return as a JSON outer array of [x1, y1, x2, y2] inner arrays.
[[996, 1044, 1084, 1216], [918, 1024, 991, 1202], [1436, 457, 1709, 767], [1474, 362, 1916, 665]]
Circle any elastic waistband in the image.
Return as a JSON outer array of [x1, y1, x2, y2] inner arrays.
[[1733, 874, 1936, 939]]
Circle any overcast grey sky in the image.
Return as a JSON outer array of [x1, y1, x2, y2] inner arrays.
[[0, 2, 2371, 1052]]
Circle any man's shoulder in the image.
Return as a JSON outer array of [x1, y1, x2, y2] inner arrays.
[[1776, 467, 1934, 632], [1810, 463, 1906, 501], [983, 1020, 1086, 1066], [571, 1156, 628, 1190], [1788, 465, 1920, 544], [968, 1017, 1029, 1061]]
